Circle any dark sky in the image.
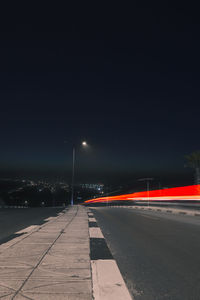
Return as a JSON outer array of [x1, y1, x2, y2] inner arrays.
[[0, 2, 199, 186]]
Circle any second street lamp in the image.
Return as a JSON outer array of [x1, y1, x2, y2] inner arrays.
[[71, 141, 88, 206], [137, 177, 154, 207]]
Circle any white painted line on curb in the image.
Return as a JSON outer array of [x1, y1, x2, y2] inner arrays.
[[91, 259, 132, 300], [89, 227, 104, 238], [44, 217, 57, 221], [89, 217, 96, 222], [16, 225, 38, 234]]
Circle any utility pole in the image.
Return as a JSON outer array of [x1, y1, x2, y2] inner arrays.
[[67, 141, 88, 206], [138, 178, 154, 207], [71, 146, 75, 206]]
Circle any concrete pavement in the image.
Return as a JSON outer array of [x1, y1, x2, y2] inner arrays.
[[0, 205, 92, 300]]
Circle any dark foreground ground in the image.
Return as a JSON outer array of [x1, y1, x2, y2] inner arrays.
[[0, 207, 64, 245], [92, 207, 200, 300]]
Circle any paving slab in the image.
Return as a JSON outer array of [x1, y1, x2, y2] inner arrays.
[[1, 245, 47, 257], [0, 279, 24, 291], [0, 285, 15, 298], [51, 243, 89, 251], [17, 292, 91, 300], [31, 267, 91, 280], [22, 279, 91, 293], [49, 248, 89, 256], [0, 266, 32, 275]]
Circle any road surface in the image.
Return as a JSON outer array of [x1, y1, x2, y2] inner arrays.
[[91, 207, 200, 300]]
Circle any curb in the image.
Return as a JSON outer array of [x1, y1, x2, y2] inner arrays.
[[88, 210, 132, 300], [106, 205, 200, 217]]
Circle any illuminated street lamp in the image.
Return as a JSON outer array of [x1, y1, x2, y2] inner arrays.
[[71, 141, 88, 206], [82, 141, 87, 146]]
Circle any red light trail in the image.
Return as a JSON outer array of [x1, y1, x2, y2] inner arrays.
[[84, 184, 200, 204]]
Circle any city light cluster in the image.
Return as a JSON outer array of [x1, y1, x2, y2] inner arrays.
[[84, 184, 200, 204]]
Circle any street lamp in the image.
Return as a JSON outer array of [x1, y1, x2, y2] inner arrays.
[[71, 141, 88, 206], [82, 141, 87, 146], [138, 178, 154, 207]]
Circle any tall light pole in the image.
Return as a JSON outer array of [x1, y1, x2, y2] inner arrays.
[[71, 146, 75, 206], [138, 178, 154, 207], [71, 141, 88, 206]]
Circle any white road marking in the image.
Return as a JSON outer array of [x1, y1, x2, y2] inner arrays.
[[91, 259, 132, 300], [89, 227, 104, 238]]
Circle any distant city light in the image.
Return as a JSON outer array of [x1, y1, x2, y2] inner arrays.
[[80, 183, 104, 192], [82, 141, 87, 146]]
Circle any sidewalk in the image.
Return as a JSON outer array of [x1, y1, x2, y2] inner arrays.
[[0, 205, 92, 300]]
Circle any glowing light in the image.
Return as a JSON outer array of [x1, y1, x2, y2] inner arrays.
[[82, 141, 87, 146], [84, 184, 200, 204]]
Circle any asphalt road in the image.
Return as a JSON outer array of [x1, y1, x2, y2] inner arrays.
[[0, 207, 64, 244], [92, 207, 200, 300]]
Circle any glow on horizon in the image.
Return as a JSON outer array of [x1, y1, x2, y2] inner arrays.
[[84, 184, 200, 204]]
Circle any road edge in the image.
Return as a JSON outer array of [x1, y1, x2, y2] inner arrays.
[[88, 209, 133, 300]]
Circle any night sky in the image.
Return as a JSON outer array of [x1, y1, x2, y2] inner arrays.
[[0, 3, 200, 187]]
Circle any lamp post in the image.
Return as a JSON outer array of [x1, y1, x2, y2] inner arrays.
[[70, 141, 88, 206], [138, 178, 154, 207]]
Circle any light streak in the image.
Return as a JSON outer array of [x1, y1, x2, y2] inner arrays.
[[84, 184, 200, 204]]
